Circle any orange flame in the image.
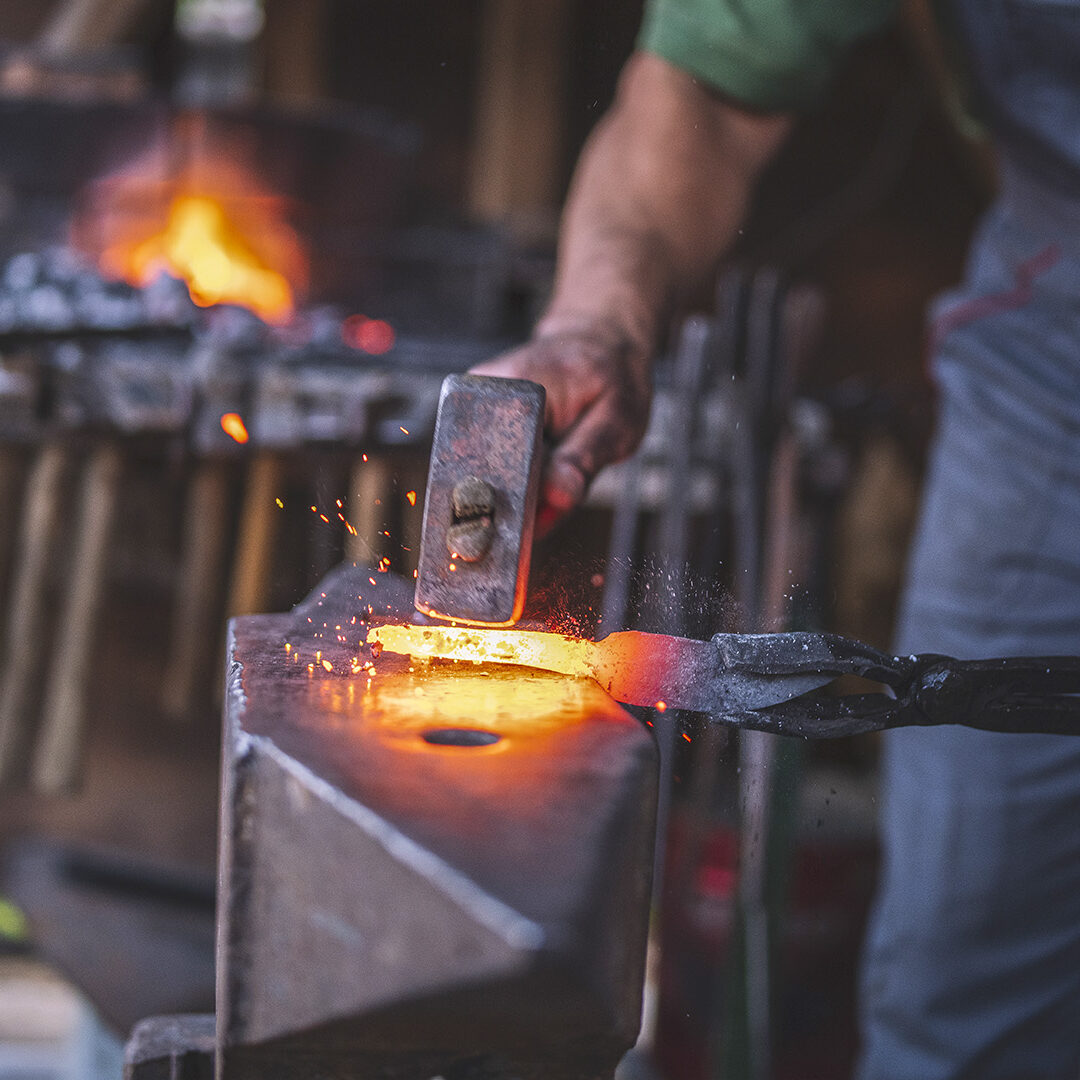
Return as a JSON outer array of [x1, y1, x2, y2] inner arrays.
[[106, 195, 295, 323]]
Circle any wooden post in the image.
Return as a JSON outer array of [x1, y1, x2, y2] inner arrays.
[[0, 443, 68, 786], [0, 447, 24, 605], [345, 455, 391, 568], [33, 442, 122, 794], [160, 459, 232, 721], [398, 457, 427, 580], [468, 0, 571, 238], [226, 453, 284, 617]]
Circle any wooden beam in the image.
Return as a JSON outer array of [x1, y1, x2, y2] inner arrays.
[[468, 0, 571, 236]]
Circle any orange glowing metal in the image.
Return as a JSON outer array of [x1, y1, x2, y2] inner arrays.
[[110, 195, 296, 323], [220, 412, 249, 443], [369, 623, 677, 708], [367, 623, 835, 715]]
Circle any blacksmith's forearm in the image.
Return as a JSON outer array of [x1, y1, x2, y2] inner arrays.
[[537, 52, 792, 354]]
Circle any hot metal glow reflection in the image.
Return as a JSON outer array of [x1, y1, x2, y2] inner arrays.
[[367, 622, 681, 709]]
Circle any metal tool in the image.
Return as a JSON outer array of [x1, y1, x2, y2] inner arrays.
[[368, 623, 1080, 738], [415, 373, 545, 626]]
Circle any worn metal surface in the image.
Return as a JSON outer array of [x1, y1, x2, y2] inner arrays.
[[125, 1015, 216, 1080], [217, 571, 657, 1079], [415, 374, 544, 625]]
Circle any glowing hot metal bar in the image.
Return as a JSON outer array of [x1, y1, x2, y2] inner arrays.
[[368, 622, 834, 714]]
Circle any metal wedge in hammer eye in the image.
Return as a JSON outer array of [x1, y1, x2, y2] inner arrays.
[[415, 374, 545, 626], [447, 476, 496, 562]]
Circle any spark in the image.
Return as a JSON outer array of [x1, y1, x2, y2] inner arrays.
[[406, 490, 417, 506], [369, 577, 377, 586], [336, 499, 343, 508], [655, 700, 667, 712], [449, 562, 457, 572], [275, 497, 284, 508], [220, 412, 249, 443], [322, 659, 333, 672], [362, 453, 368, 462], [681, 732, 692, 743], [399, 425, 409, 435], [320, 514, 330, 524], [284, 642, 291, 653]]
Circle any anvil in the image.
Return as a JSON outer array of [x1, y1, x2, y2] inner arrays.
[[124, 567, 658, 1080]]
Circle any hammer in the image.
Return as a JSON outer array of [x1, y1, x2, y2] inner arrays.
[[414, 374, 545, 626]]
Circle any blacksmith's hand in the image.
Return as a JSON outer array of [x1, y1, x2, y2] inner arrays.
[[471, 322, 652, 535]]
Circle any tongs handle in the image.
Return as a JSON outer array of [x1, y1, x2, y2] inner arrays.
[[710, 636, 1080, 739], [713, 631, 912, 684]]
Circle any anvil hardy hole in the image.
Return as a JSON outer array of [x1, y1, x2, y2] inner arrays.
[[422, 728, 501, 747]]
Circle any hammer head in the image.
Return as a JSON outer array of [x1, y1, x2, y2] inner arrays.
[[415, 374, 545, 626]]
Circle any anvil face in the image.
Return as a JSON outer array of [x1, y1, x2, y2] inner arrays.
[[217, 607, 658, 1080]]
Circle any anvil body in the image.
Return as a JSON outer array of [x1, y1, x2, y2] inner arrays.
[[206, 567, 658, 1080]]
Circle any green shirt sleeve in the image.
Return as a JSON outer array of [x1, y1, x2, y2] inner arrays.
[[638, 0, 900, 111]]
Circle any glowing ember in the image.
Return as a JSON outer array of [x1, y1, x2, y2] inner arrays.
[[104, 195, 296, 323], [220, 411, 249, 443], [342, 314, 395, 354]]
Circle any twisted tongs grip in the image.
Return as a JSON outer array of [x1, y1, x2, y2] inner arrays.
[[711, 632, 1080, 739]]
